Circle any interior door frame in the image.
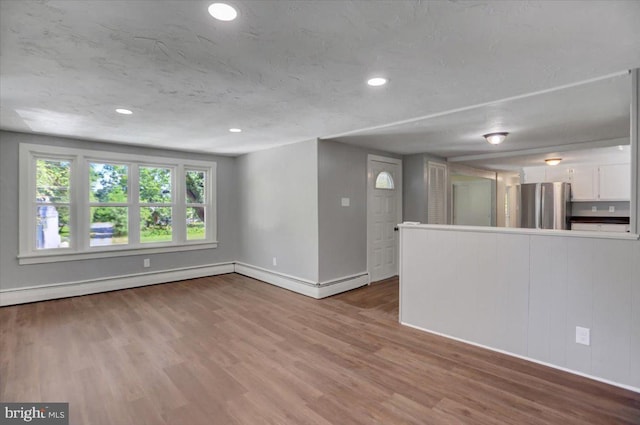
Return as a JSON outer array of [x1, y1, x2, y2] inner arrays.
[[367, 154, 403, 284]]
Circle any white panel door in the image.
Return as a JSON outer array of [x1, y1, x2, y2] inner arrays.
[[368, 157, 401, 283]]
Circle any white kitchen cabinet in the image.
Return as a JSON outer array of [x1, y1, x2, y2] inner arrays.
[[523, 167, 546, 183], [571, 222, 600, 231], [569, 166, 597, 201], [544, 166, 571, 183], [522, 166, 570, 183], [572, 222, 630, 233], [522, 162, 630, 201], [599, 223, 630, 233], [569, 163, 631, 201], [598, 164, 630, 201]]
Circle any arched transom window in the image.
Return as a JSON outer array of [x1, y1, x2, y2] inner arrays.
[[375, 171, 395, 189]]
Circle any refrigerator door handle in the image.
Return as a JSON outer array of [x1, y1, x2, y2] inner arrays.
[[540, 184, 545, 229]]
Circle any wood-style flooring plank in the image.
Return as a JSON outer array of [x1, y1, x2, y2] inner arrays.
[[1, 274, 639, 425]]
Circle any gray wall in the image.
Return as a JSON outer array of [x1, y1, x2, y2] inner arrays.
[[317, 141, 368, 282], [402, 154, 427, 223], [236, 139, 319, 282], [317, 140, 401, 282], [0, 131, 238, 290], [402, 153, 447, 223]]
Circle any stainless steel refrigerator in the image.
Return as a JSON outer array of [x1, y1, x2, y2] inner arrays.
[[516, 182, 571, 229]]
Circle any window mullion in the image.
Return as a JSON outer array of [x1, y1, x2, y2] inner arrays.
[[209, 163, 216, 242], [130, 163, 140, 246], [76, 156, 87, 251], [174, 165, 185, 243]]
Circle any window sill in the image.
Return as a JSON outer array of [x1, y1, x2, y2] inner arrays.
[[18, 242, 219, 265]]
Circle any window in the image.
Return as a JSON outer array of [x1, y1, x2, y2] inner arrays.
[[89, 162, 129, 246], [185, 169, 207, 241], [375, 171, 395, 189], [19, 144, 217, 264], [36, 158, 72, 249], [139, 166, 173, 243]]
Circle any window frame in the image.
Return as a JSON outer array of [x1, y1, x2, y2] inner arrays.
[[19, 143, 217, 264]]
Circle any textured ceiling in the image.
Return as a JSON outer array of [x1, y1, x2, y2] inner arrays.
[[329, 73, 631, 157], [1, 0, 640, 156]]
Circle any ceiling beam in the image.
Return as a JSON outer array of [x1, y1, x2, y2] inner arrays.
[[446, 137, 629, 163]]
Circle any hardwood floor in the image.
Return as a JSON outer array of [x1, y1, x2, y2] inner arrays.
[[1, 274, 639, 424]]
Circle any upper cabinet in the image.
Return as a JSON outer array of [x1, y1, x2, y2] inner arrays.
[[523, 167, 547, 183], [523, 163, 630, 201], [598, 164, 631, 201], [544, 166, 571, 183], [569, 166, 597, 201], [523, 166, 571, 183], [569, 164, 630, 201]]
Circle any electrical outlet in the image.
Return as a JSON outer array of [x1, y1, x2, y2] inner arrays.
[[143, 258, 150, 268], [609, 206, 615, 212], [591, 206, 597, 212], [341, 197, 350, 207], [272, 257, 277, 266], [576, 326, 590, 346]]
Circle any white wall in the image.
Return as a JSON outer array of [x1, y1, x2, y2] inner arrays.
[[236, 139, 319, 282], [400, 226, 640, 390]]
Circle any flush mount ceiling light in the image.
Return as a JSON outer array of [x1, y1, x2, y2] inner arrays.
[[229, 128, 242, 133], [115, 108, 133, 115], [208, 3, 237, 21], [545, 158, 562, 166], [483, 132, 508, 145], [367, 77, 387, 87]]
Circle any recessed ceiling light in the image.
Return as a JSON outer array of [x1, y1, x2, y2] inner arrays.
[[208, 3, 237, 21], [545, 158, 562, 166], [115, 108, 133, 115], [229, 128, 242, 133], [483, 132, 508, 145], [367, 77, 387, 87]]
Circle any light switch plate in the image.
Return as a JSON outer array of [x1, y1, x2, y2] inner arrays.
[[341, 197, 350, 207], [576, 326, 590, 346]]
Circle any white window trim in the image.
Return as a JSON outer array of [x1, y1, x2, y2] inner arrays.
[[19, 143, 217, 265]]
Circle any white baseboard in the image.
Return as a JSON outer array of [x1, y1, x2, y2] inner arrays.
[[0, 262, 234, 306], [400, 321, 640, 394], [0, 261, 369, 305], [234, 263, 369, 299], [317, 273, 370, 298], [234, 262, 319, 297]]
